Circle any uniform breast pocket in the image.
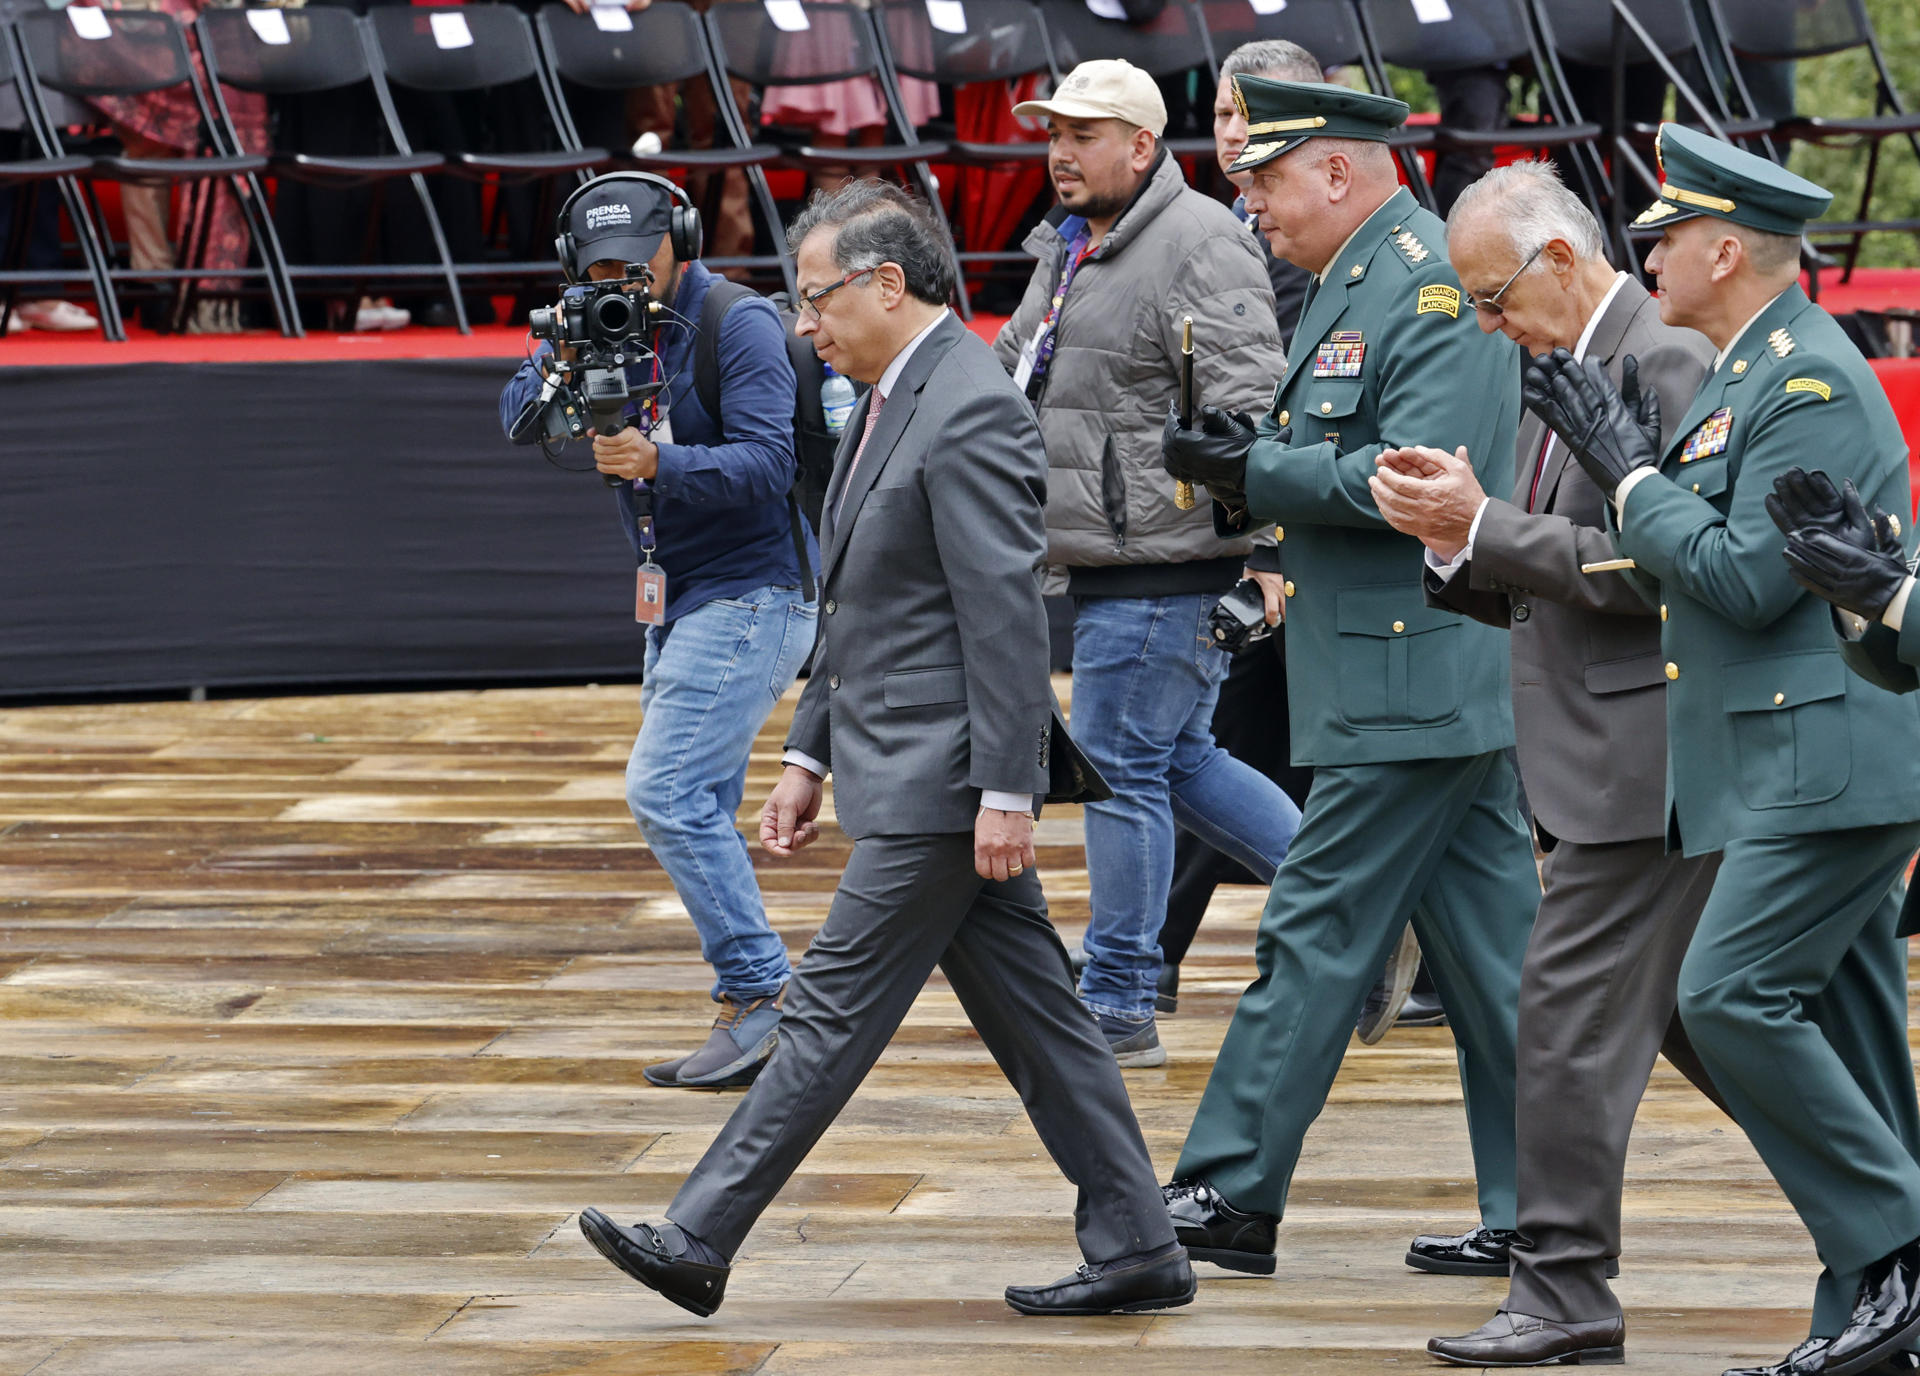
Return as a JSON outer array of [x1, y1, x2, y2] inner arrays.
[[1724, 651, 1852, 809], [1301, 380, 1364, 445], [1334, 586, 1461, 729], [1672, 457, 1729, 501]]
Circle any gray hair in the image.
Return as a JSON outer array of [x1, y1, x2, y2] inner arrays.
[[1221, 39, 1324, 85], [786, 179, 956, 307], [1733, 223, 1802, 275], [1448, 159, 1607, 264]]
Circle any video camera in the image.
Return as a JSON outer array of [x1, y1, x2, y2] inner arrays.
[[521, 265, 665, 451]]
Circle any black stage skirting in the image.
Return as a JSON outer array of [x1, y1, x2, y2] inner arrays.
[[0, 358, 646, 699]]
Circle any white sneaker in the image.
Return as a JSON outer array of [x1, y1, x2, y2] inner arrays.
[[17, 299, 99, 332], [3, 309, 25, 334], [353, 300, 410, 332]]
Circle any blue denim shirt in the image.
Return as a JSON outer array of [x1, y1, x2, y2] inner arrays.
[[499, 261, 815, 623]]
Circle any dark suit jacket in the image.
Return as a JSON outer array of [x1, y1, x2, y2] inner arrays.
[[785, 313, 1055, 840], [1427, 282, 1713, 844]]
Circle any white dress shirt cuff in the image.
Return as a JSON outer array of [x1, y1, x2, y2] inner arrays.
[[1613, 466, 1660, 523], [980, 790, 1035, 814], [1883, 576, 1916, 633], [782, 750, 828, 779], [1423, 498, 1490, 583]]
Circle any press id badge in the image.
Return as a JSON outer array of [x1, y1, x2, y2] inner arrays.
[[1011, 317, 1049, 393], [635, 561, 667, 625]]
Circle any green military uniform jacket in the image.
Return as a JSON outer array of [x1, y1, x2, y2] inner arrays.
[[1240, 186, 1521, 766], [1838, 609, 1920, 697], [1611, 284, 1920, 855]]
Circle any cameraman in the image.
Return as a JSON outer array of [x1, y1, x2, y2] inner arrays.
[[499, 174, 817, 1090]]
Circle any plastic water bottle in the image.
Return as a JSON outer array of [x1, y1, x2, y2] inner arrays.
[[821, 365, 857, 437]]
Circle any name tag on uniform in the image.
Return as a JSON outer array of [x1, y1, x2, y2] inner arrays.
[[1312, 331, 1365, 378], [1679, 407, 1731, 464]]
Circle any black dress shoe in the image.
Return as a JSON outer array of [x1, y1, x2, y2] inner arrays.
[[578, 1209, 729, 1316], [1407, 1226, 1623, 1278], [1828, 1241, 1920, 1376], [1397, 986, 1448, 1026], [1724, 1337, 1835, 1376], [1004, 1246, 1196, 1316], [1164, 1178, 1278, 1275], [1428, 1309, 1626, 1366]]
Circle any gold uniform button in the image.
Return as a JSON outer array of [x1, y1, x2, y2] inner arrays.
[[1392, 620, 1405, 633], [1692, 484, 1701, 493], [1283, 580, 1296, 597], [1277, 409, 1290, 427], [1774, 692, 1786, 705], [1664, 662, 1679, 681], [1320, 401, 1333, 414], [1660, 604, 1668, 621], [1275, 526, 1284, 541]]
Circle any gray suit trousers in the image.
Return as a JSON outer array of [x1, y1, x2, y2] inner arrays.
[[668, 833, 1176, 1264], [1506, 836, 1727, 1321]]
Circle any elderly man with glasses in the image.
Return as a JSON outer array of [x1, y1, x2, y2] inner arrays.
[[1367, 160, 1722, 1367]]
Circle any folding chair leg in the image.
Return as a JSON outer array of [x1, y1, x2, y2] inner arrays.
[[172, 178, 214, 334], [743, 163, 797, 299], [408, 169, 470, 334], [906, 160, 970, 320], [56, 178, 123, 340], [236, 172, 304, 338]]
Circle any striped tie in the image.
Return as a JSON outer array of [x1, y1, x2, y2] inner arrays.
[[836, 389, 885, 521]]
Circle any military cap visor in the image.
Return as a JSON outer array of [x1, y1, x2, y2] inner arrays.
[[1227, 76, 1410, 172], [1631, 123, 1832, 237]]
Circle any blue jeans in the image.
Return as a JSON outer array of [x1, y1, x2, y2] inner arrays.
[[1072, 593, 1302, 1021], [628, 584, 818, 1002]]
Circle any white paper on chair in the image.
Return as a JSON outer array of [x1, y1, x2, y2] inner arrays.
[[1410, 0, 1453, 22], [591, 4, 633, 31], [247, 9, 292, 45], [926, 0, 966, 34], [764, 0, 809, 32], [67, 6, 109, 40], [430, 11, 474, 48], [1248, 0, 1287, 14]]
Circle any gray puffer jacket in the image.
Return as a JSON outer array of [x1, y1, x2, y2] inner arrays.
[[993, 152, 1285, 585]]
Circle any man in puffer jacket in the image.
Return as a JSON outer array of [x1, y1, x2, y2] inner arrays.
[[992, 59, 1300, 1067]]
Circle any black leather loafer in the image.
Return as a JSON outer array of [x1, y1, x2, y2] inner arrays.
[[1828, 1241, 1920, 1376], [1428, 1309, 1626, 1366], [578, 1209, 729, 1316], [1406, 1227, 1621, 1278], [1004, 1246, 1196, 1316], [1164, 1178, 1278, 1275]]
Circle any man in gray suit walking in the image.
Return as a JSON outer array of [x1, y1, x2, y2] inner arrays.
[[577, 181, 1194, 1320], [1367, 161, 1726, 1367]]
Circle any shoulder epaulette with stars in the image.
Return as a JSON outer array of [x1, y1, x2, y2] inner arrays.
[[1389, 227, 1430, 265], [1767, 327, 1796, 359]]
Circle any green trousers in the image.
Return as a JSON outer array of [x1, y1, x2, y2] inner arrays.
[[1678, 823, 1920, 1333], [1174, 750, 1539, 1226]]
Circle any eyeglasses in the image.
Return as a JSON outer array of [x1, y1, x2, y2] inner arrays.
[[1464, 244, 1544, 318], [799, 267, 877, 322]]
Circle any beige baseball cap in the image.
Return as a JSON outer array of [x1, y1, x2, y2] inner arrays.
[[1013, 59, 1167, 137]]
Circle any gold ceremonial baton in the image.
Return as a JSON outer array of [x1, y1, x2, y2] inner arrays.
[[1175, 315, 1196, 510], [1580, 558, 1637, 573]]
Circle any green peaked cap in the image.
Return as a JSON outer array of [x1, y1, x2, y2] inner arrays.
[[1632, 123, 1832, 237], [1227, 76, 1409, 173]]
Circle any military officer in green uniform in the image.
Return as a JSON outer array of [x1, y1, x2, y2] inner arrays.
[[1524, 124, 1920, 1376], [1157, 76, 1541, 1279]]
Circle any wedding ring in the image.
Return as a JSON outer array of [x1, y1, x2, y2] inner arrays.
[[1009, 864, 1024, 875]]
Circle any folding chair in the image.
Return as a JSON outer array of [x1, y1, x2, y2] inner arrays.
[[14, 5, 298, 335], [1196, 0, 1436, 206], [0, 18, 120, 337], [1706, 0, 1920, 276], [365, 4, 605, 300], [703, 0, 955, 304], [197, 5, 466, 334], [1037, 0, 1217, 158], [534, 1, 786, 285], [870, 0, 1056, 294], [1353, 0, 1603, 215]]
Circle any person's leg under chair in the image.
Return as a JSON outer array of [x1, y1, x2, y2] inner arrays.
[[625, 589, 816, 1087]]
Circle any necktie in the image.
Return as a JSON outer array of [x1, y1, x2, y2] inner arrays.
[[1528, 427, 1555, 512], [836, 389, 885, 521]]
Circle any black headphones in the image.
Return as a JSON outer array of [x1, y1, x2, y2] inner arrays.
[[554, 172, 702, 282]]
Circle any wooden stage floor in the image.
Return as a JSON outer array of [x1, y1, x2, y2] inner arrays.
[[0, 682, 1881, 1374]]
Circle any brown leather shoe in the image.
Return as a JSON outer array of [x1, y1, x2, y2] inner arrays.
[[1428, 1310, 1626, 1366]]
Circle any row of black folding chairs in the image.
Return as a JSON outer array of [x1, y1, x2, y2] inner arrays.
[[3, 0, 1913, 338]]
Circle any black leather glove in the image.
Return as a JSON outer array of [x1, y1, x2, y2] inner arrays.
[[1162, 403, 1258, 496], [1521, 348, 1659, 500], [1618, 353, 1661, 452], [1778, 475, 1911, 620], [1766, 466, 1869, 543]]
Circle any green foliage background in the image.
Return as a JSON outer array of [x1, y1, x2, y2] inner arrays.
[[1384, 0, 1920, 269]]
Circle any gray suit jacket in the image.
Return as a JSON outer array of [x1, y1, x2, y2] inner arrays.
[[786, 313, 1055, 840], [1427, 283, 1713, 844]]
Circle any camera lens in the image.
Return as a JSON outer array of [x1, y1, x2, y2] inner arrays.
[[528, 305, 556, 336], [590, 291, 635, 339]]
